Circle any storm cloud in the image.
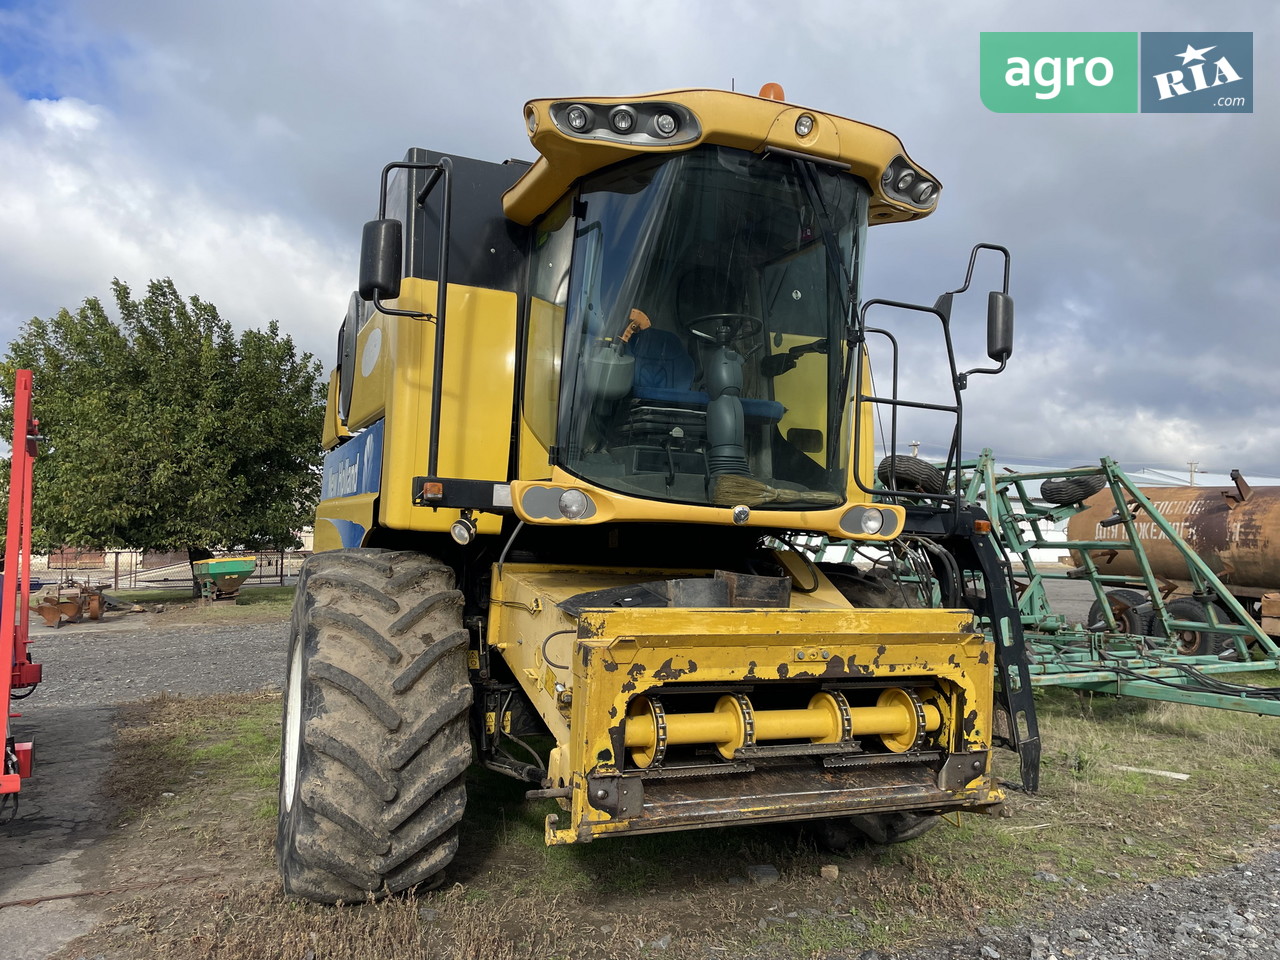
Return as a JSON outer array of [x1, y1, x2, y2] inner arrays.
[[0, 0, 1275, 476]]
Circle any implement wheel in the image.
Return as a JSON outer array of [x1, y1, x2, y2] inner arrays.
[[1086, 588, 1150, 635], [1151, 597, 1233, 657], [277, 549, 472, 903], [1040, 472, 1106, 505], [876, 455, 945, 495]]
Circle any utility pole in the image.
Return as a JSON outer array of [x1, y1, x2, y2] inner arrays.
[[910, 440, 920, 458], [1188, 461, 1198, 486]]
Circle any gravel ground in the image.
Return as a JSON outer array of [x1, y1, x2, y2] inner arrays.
[[26, 612, 288, 709], [887, 843, 1280, 960], [1, 610, 290, 960], [874, 578, 1280, 960]]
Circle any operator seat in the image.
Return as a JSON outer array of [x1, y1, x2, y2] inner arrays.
[[633, 265, 785, 422], [630, 328, 701, 405], [628, 326, 784, 423]]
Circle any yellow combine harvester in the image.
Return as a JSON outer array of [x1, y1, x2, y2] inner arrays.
[[277, 85, 1039, 902]]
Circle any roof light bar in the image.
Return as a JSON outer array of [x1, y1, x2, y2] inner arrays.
[[547, 100, 701, 147]]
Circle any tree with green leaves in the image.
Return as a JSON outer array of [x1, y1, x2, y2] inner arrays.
[[0, 278, 325, 572]]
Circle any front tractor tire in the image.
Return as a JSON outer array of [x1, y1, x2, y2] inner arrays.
[[277, 549, 473, 903]]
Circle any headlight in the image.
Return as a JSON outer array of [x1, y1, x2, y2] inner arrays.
[[859, 508, 885, 535], [795, 114, 815, 137], [558, 489, 591, 519], [881, 156, 940, 209], [449, 516, 477, 545], [547, 100, 700, 146], [839, 505, 899, 538], [609, 105, 637, 133]]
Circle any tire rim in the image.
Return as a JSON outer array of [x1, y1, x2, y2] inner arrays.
[[282, 638, 304, 812], [1175, 629, 1201, 656]]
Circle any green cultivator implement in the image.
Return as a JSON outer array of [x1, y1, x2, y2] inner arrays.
[[962, 452, 1280, 716]]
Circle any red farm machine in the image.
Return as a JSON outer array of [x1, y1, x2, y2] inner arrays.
[[2, 369, 42, 816]]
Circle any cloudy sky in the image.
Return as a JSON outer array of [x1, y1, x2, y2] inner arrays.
[[0, 0, 1275, 479]]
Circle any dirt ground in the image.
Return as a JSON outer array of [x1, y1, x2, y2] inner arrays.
[[2, 582, 1278, 960], [0, 604, 289, 959]]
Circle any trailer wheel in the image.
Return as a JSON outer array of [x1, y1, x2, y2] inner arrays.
[[1086, 589, 1150, 635], [1150, 597, 1233, 657], [876, 455, 946, 495], [277, 549, 472, 903], [1039, 472, 1106, 505]]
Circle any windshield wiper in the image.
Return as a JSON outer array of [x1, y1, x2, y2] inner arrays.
[[793, 159, 854, 306]]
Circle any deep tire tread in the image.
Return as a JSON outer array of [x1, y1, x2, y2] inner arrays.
[[304, 726, 397, 801], [309, 660, 403, 731], [277, 549, 473, 903], [389, 683, 472, 768], [394, 629, 469, 694], [301, 784, 391, 854], [304, 576, 400, 615], [384, 562, 455, 596], [387, 741, 471, 829], [388, 590, 464, 638], [312, 607, 404, 664], [378, 781, 467, 873], [1040, 472, 1107, 505], [876, 455, 947, 495]]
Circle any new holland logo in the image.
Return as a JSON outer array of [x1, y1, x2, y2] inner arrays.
[[329, 454, 362, 498], [1140, 32, 1252, 113]]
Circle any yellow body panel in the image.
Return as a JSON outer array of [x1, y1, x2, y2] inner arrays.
[[487, 561, 1001, 845], [509, 466, 902, 541], [339, 278, 517, 537], [321, 370, 351, 451], [346, 310, 385, 432], [856, 351, 877, 490], [507, 88, 938, 227], [314, 493, 378, 552]]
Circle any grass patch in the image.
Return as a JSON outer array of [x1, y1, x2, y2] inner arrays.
[[109, 587, 203, 604], [104, 585, 296, 625], [60, 682, 1280, 960], [104, 691, 283, 816]]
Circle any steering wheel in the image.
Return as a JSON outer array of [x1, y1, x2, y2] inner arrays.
[[685, 313, 764, 344]]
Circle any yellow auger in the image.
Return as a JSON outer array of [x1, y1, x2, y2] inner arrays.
[[624, 688, 943, 768]]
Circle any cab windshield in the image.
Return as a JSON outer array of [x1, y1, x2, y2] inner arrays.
[[557, 145, 866, 508]]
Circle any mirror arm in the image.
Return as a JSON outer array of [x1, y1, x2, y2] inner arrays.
[[956, 357, 1007, 390]]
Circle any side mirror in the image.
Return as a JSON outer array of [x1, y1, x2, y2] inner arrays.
[[358, 219, 403, 301], [986, 291, 1014, 362]]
